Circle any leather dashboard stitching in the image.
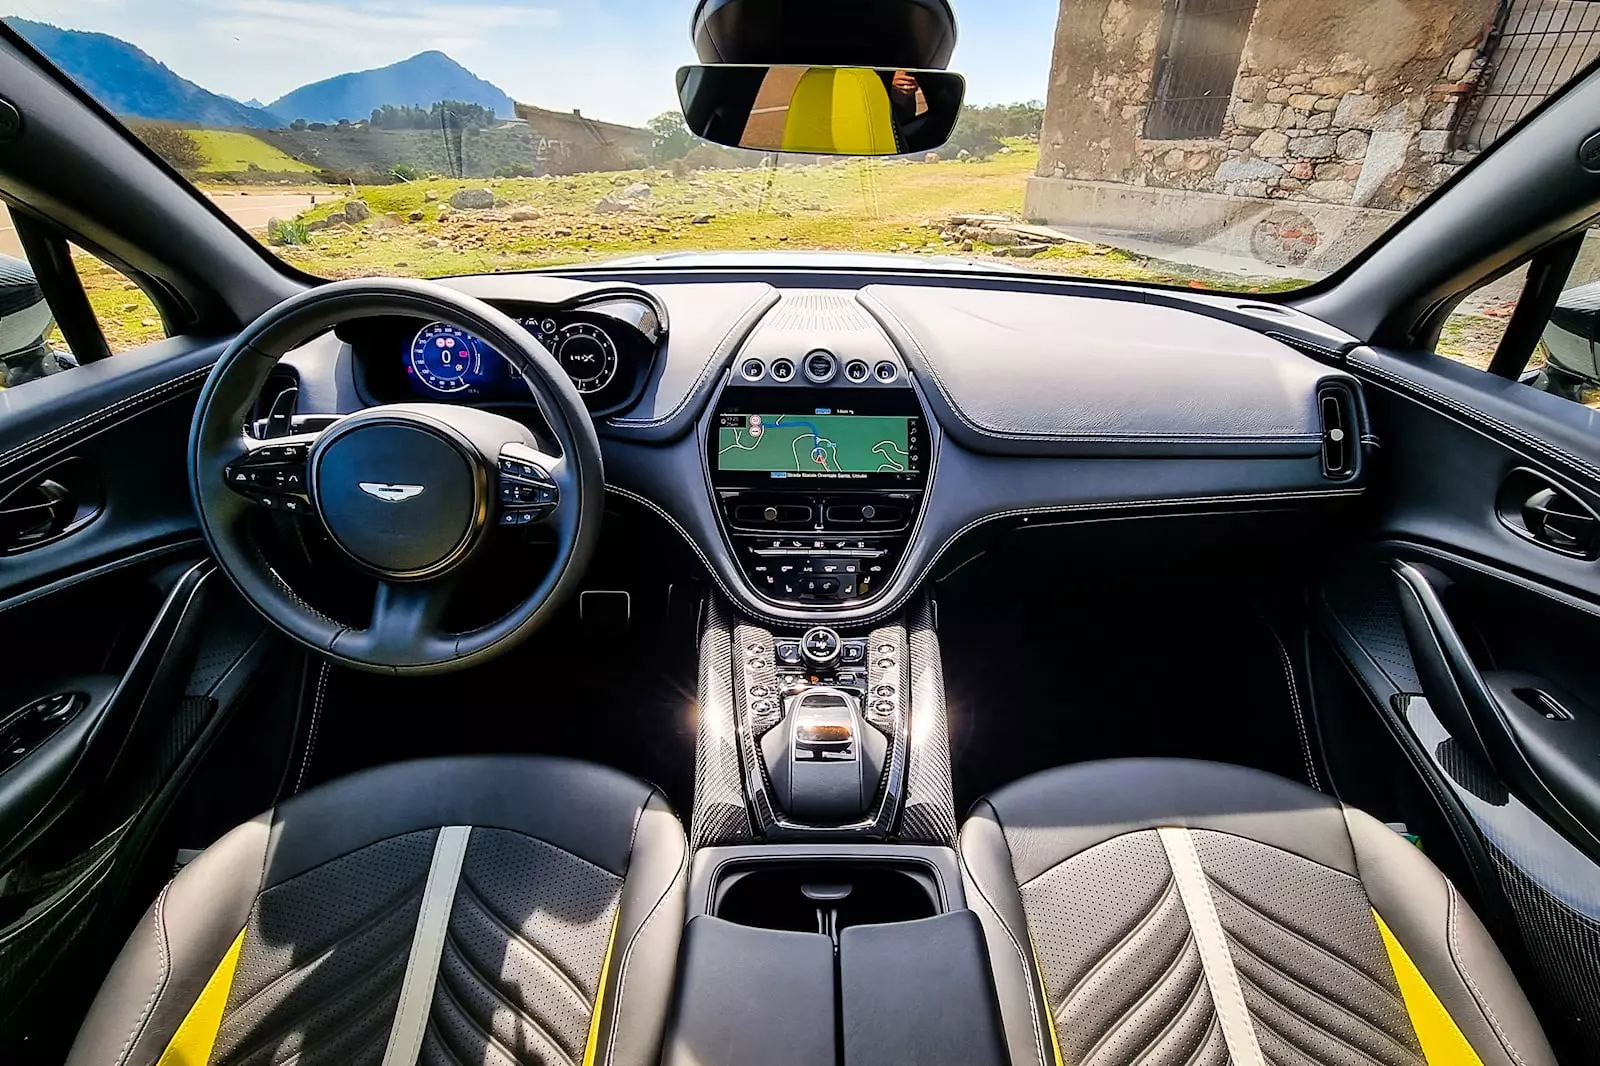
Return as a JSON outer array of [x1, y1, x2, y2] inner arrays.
[[1354, 356, 1600, 487], [115, 880, 173, 1066], [0, 364, 212, 473], [1446, 881, 1529, 1066], [607, 483, 1364, 628], [859, 290, 1330, 445], [606, 287, 778, 428]]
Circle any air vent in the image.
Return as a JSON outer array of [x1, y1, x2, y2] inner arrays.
[[766, 293, 874, 332], [1318, 382, 1358, 480]]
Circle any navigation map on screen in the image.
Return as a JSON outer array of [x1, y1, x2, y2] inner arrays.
[[716, 413, 916, 476]]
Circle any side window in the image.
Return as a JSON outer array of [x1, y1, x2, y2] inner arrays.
[[1435, 225, 1600, 412], [0, 212, 169, 388]]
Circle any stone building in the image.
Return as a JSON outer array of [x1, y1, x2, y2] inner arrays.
[[1025, 0, 1600, 271]]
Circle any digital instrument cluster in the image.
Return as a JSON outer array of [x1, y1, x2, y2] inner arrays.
[[405, 316, 622, 399]]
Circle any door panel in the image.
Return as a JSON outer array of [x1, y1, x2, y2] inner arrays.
[[0, 338, 279, 1063], [1328, 344, 1600, 1057]]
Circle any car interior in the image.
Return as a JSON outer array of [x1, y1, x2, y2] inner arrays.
[[1, 0, 1599, 1064]]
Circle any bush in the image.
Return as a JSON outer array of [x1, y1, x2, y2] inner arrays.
[[131, 123, 205, 174], [267, 218, 310, 246], [390, 163, 419, 182], [493, 163, 537, 178]]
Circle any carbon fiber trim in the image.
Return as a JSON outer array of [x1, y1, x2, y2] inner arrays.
[[901, 598, 958, 846], [691, 599, 755, 849], [1488, 842, 1600, 1055]]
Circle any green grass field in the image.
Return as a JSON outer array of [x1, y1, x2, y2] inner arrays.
[[192, 129, 317, 174]]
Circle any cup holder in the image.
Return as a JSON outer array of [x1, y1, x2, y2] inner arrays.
[[713, 860, 940, 935]]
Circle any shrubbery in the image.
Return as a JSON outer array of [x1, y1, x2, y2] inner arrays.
[[131, 123, 205, 173]]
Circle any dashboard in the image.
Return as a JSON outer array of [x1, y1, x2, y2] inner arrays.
[[284, 264, 1368, 626], [344, 293, 665, 416]]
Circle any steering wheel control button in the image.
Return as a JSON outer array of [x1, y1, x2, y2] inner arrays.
[[740, 358, 765, 381], [801, 626, 843, 667], [496, 457, 559, 526], [803, 349, 838, 384], [314, 421, 478, 576], [226, 441, 313, 511], [769, 358, 796, 382], [874, 360, 899, 382], [845, 359, 871, 382]]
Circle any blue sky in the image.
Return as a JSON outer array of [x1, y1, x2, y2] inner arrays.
[[5, 0, 1063, 126]]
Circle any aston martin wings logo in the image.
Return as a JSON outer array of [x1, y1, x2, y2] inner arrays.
[[359, 482, 426, 503]]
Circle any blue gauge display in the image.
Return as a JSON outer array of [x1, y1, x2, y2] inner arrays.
[[409, 323, 491, 394]]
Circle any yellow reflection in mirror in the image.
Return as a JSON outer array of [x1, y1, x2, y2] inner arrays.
[[742, 67, 909, 155]]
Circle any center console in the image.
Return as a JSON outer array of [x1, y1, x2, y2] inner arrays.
[[706, 347, 929, 607]]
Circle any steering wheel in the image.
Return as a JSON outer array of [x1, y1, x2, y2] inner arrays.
[[189, 278, 604, 674]]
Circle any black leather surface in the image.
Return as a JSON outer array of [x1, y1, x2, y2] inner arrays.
[[860, 284, 1349, 457], [839, 912, 1008, 1066], [66, 756, 689, 1066], [961, 758, 1558, 1066], [661, 915, 836, 1066]]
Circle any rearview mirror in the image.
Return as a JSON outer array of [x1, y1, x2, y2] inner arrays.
[[676, 64, 965, 157]]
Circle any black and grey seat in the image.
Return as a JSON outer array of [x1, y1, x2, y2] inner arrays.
[[961, 759, 1557, 1066], [66, 757, 687, 1066]]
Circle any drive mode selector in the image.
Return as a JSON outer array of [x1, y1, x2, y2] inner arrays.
[[801, 626, 842, 667]]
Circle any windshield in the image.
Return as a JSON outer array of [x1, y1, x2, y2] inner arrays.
[[6, 1, 1598, 325]]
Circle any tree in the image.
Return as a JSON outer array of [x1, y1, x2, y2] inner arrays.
[[647, 111, 696, 164], [131, 123, 205, 174]]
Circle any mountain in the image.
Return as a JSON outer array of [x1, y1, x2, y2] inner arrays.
[[8, 19, 281, 127], [270, 51, 516, 125]]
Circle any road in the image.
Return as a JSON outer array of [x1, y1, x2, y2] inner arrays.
[[0, 188, 339, 258]]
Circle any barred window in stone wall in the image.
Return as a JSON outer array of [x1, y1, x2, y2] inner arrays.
[[1144, 0, 1259, 140]]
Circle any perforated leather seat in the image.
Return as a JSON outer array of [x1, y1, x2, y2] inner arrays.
[[960, 759, 1557, 1066], [66, 756, 687, 1066]]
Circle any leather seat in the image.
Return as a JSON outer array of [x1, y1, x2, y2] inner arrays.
[[960, 759, 1557, 1066], [66, 756, 688, 1066]]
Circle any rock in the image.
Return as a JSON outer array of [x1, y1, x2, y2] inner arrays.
[[1310, 74, 1362, 96], [924, 152, 941, 163], [1312, 97, 1340, 113], [1446, 47, 1475, 83], [1314, 162, 1347, 180], [1235, 75, 1266, 102], [493, 197, 508, 208], [424, 189, 438, 201], [342, 199, 371, 222], [1233, 181, 1269, 198], [1418, 129, 1450, 155], [1230, 134, 1256, 149], [1161, 148, 1186, 169], [1185, 151, 1211, 171], [1289, 160, 1315, 179], [304, 218, 328, 232], [421, 237, 444, 248], [1333, 94, 1383, 129], [141, 318, 157, 328], [1283, 72, 1310, 87], [1215, 158, 1284, 182], [594, 197, 637, 214], [998, 146, 1012, 154], [325, 220, 352, 231], [620, 181, 653, 199], [1265, 87, 1291, 104], [1428, 162, 1462, 185], [996, 243, 1047, 258], [1306, 179, 1355, 203], [980, 228, 1019, 246], [1336, 130, 1368, 160], [437, 204, 452, 218], [377, 211, 405, 228], [691, 213, 715, 224], [1353, 129, 1411, 206], [1232, 102, 1282, 129], [1251, 130, 1288, 158], [1298, 135, 1337, 158], [409, 209, 424, 222], [956, 149, 971, 160], [553, 226, 573, 237], [1287, 93, 1320, 111], [449, 188, 495, 210], [960, 240, 974, 251], [510, 208, 541, 221], [1305, 113, 1332, 130]]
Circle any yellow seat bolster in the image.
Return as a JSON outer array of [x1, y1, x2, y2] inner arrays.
[[1028, 932, 1066, 1066], [1372, 910, 1485, 1065], [581, 908, 622, 1066], [155, 928, 247, 1066]]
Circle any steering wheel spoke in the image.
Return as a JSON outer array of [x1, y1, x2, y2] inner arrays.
[[222, 420, 346, 518], [495, 442, 566, 530]]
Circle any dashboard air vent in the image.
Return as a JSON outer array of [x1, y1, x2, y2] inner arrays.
[[1318, 382, 1357, 480], [766, 293, 874, 332]]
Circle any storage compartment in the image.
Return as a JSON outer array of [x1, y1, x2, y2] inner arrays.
[[716, 861, 939, 934]]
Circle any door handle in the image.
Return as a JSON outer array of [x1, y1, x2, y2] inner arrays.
[[1495, 467, 1600, 559], [0, 458, 103, 553]]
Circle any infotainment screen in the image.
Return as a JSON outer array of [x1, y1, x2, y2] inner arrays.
[[716, 412, 921, 478]]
